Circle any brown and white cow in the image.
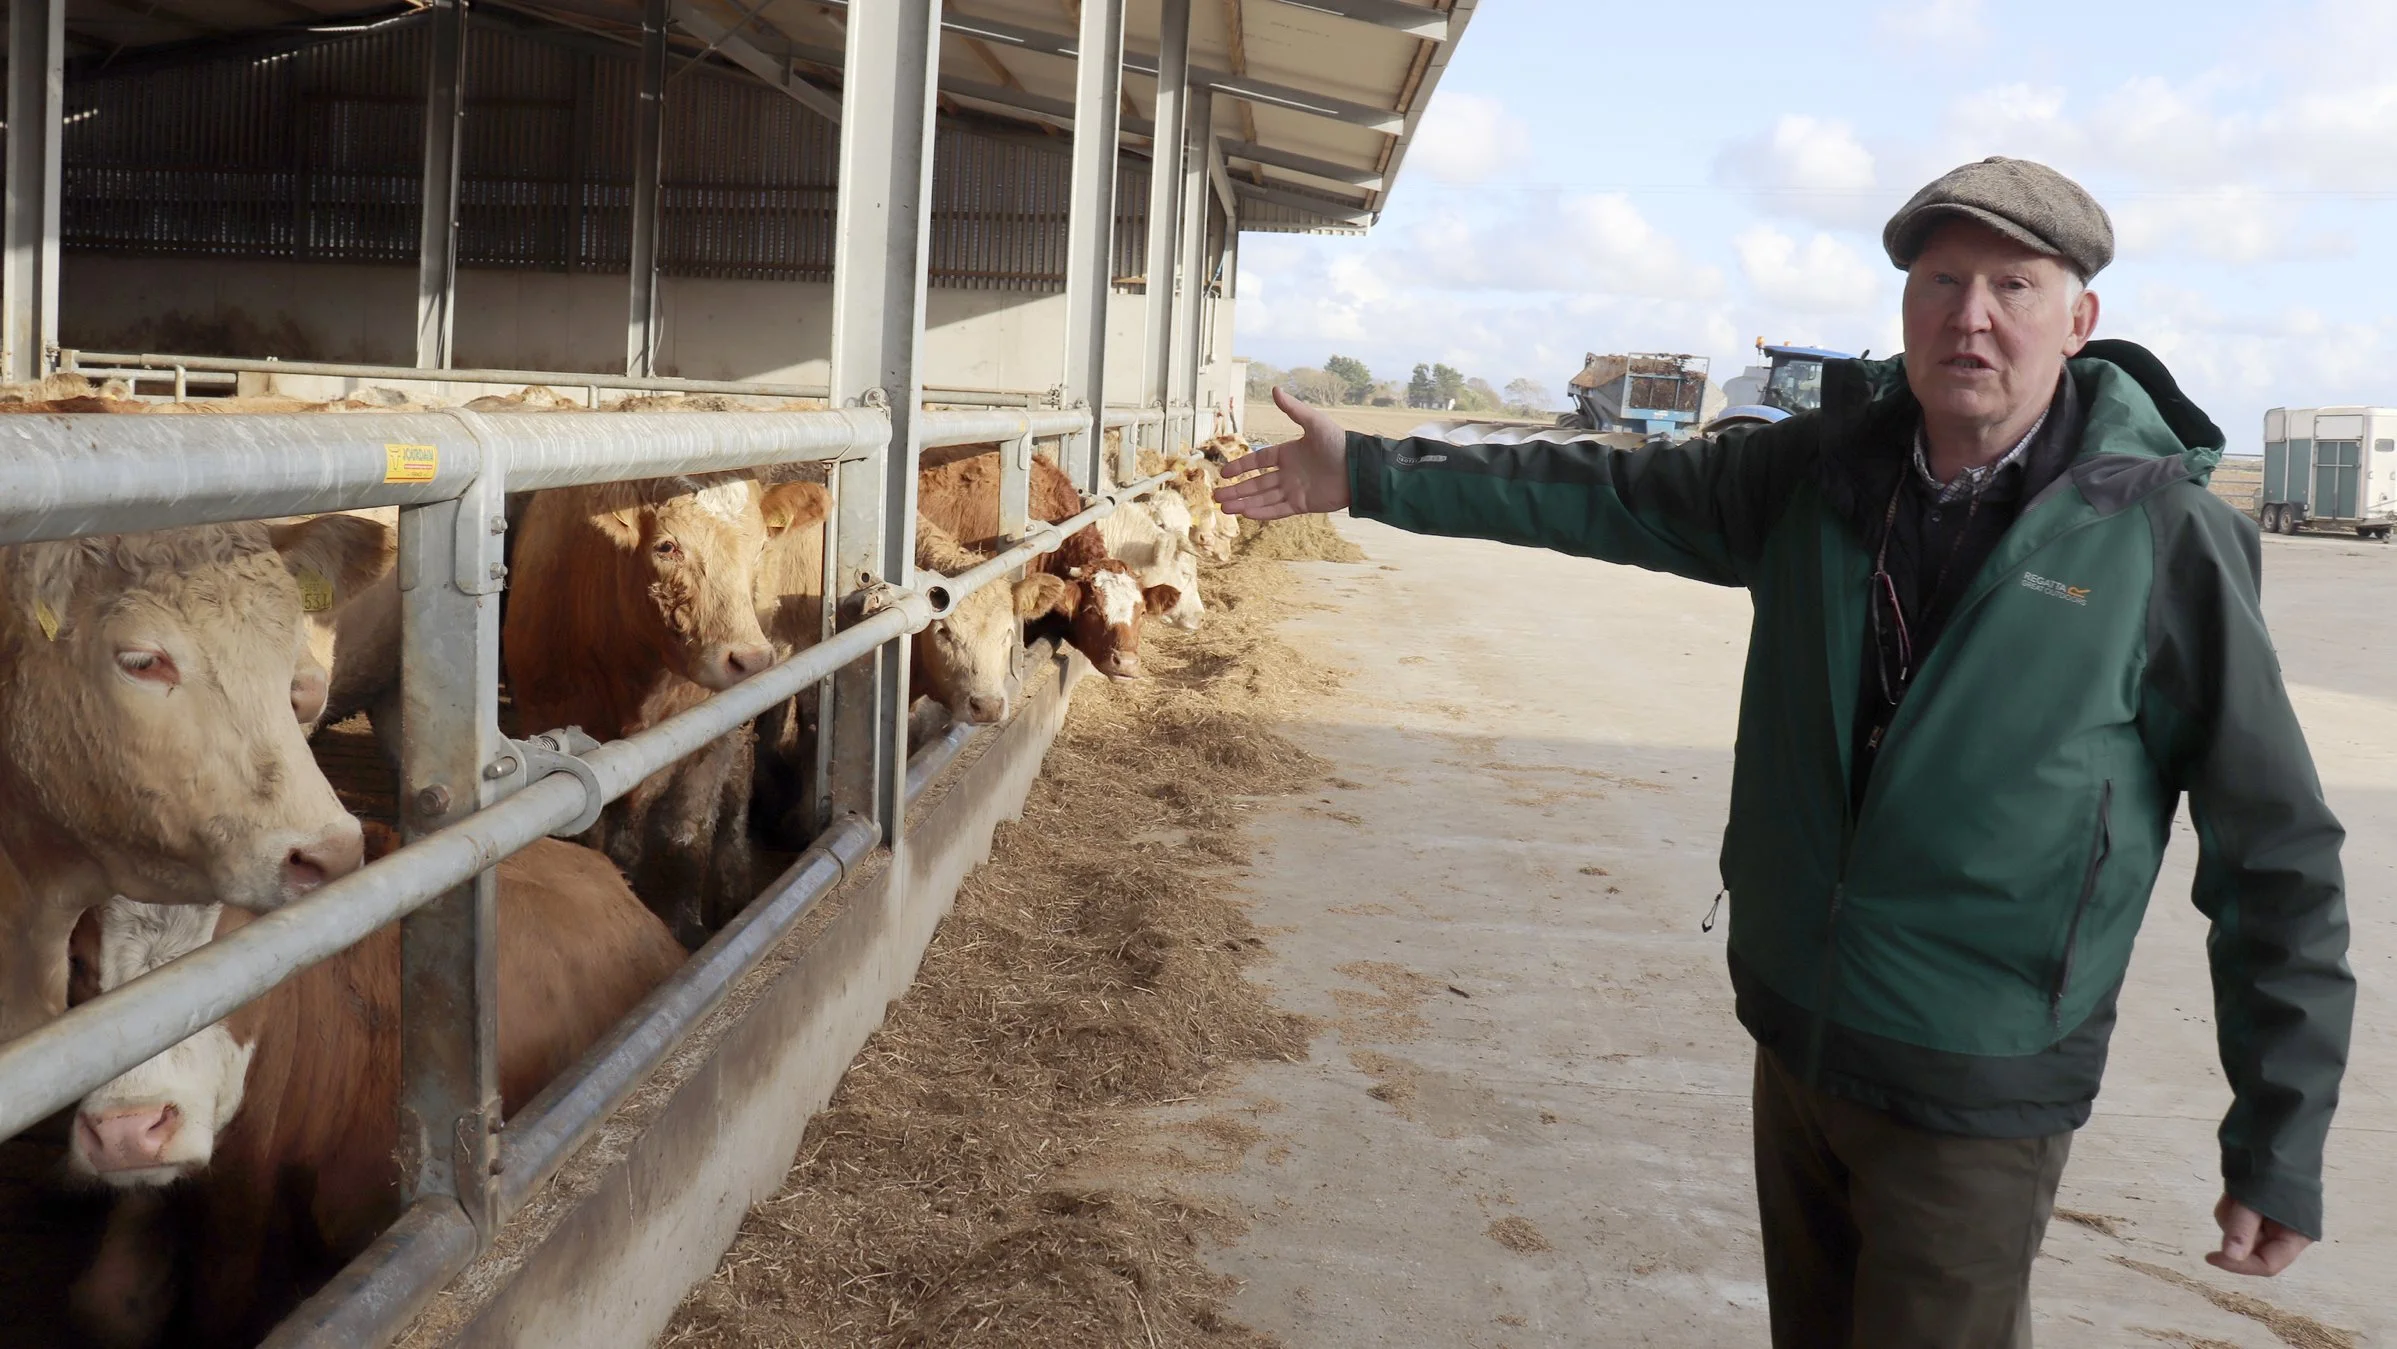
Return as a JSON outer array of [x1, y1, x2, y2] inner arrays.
[[65, 830, 683, 1349], [0, 519, 387, 1041], [505, 474, 816, 945], [915, 448, 1177, 679]]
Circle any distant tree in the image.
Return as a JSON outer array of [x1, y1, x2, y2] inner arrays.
[[1283, 365, 1346, 407], [1406, 363, 1438, 409], [1368, 380, 1404, 408], [1503, 377, 1551, 414], [1243, 360, 1285, 399], [1458, 378, 1504, 413], [1324, 355, 1374, 405], [1432, 363, 1467, 408]]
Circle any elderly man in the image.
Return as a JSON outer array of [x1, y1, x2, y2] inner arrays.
[[1216, 157, 2352, 1348]]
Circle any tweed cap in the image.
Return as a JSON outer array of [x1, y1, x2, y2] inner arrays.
[[1882, 157, 2114, 280]]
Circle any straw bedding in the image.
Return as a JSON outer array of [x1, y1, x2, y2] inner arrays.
[[661, 514, 1363, 1348]]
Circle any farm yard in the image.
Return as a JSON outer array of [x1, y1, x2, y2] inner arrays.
[[3, 0, 2393, 1347]]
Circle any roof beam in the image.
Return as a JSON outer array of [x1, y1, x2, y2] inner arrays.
[[670, 0, 842, 122], [941, 74, 1155, 138], [1260, 0, 1447, 39], [1235, 181, 1372, 226], [1218, 137, 1381, 190], [809, 1, 1406, 132]]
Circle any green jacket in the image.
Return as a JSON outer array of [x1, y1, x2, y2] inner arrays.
[[1346, 342, 2352, 1238]]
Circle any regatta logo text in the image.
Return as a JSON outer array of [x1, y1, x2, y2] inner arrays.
[[2020, 572, 2092, 606]]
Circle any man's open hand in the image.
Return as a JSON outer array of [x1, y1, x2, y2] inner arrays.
[[2207, 1196, 2311, 1276], [1214, 387, 1351, 520]]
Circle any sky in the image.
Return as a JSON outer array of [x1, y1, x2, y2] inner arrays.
[[1232, 0, 2397, 451]]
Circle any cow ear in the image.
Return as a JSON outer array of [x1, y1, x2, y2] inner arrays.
[[761, 482, 830, 537], [1142, 584, 1181, 617], [269, 513, 396, 612], [1013, 572, 1073, 619], [584, 480, 646, 547]]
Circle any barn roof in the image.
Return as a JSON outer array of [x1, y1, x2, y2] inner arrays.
[[42, 0, 1475, 236]]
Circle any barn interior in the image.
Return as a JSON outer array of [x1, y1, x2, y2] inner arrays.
[[5, 0, 1466, 418], [0, 4, 1478, 1348]]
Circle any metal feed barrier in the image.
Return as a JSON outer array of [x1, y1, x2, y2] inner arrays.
[[0, 3, 1221, 1343]]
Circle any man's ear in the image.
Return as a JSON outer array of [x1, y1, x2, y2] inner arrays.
[[2065, 287, 2101, 356]]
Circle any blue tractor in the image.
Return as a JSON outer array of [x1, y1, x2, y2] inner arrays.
[[1704, 342, 1858, 435]]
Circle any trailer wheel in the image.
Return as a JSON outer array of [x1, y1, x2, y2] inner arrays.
[[2264, 504, 2285, 534]]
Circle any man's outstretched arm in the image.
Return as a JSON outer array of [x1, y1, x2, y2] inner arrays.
[[1216, 387, 1815, 588]]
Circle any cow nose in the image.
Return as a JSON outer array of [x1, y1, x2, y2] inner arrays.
[[282, 817, 365, 899], [77, 1104, 181, 1173], [963, 692, 1007, 724], [292, 665, 329, 727], [722, 642, 774, 685], [1100, 651, 1142, 680]]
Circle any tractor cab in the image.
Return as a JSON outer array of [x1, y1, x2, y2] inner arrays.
[[1705, 341, 1858, 435]]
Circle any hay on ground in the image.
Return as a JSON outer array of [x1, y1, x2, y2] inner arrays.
[[663, 521, 1343, 1349]]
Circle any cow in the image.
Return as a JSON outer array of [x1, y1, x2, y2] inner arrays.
[[0, 518, 388, 1041], [910, 514, 1071, 724], [1097, 490, 1206, 631], [915, 448, 1178, 679], [504, 473, 818, 946], [64, 829, 684, 1349]]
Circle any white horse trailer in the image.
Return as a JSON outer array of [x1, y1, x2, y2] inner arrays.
[[2259, 406, 2397, 539]]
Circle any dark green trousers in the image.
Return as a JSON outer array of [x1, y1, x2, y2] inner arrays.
[[1752, 1047, 2072, 1349]]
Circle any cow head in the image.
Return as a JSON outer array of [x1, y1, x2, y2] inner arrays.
[[0, 519, 382, 912], [67, 898, 251, 1187], [589, 475, 795, 691], [910, 516, 1065, 725], [1051, 559, 1177, 680]]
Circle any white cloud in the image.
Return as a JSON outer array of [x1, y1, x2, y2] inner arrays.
[[1735, 227, 1887, 315], [1876, 0, 1985, 47], [1717, 114, 1883, 228], [1406, 91, 1533, 186]]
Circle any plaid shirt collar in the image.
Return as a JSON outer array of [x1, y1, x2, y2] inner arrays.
[[1912, 409, 2048, 505]]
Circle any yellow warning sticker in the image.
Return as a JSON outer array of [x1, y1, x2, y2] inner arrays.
[[295, 568, 336, 613], [33, 600, 58, 642], [384, 443, 439, 483]]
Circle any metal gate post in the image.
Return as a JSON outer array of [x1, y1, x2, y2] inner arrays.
[[1170, 88, 1213, 453], [626, 0, 667, 377], [825, 0, 942, 843], [415, 0, 470, 370], [1139, 0, 1191, 476], [2, 0, 62, 384], [394, 456, 511, 1240], [999, 392, 1035, 543], [1060, 0, 1125, 494]]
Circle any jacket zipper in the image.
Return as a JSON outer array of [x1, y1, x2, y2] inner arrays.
[[1812, 503, 2113, 1084], [2050, 779, 2113, 1037]]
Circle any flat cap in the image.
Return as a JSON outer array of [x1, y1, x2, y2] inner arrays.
[[1882, 156, 2113, 280]]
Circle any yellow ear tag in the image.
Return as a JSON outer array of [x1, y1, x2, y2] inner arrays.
[[765, 507, 792, 531], [33, 600, 58, 642], [295, 568, 336, 614]]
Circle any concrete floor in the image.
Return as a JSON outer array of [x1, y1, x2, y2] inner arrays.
[[1175, 515, 2394, 1348]]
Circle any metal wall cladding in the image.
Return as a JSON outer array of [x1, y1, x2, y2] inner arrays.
[[61, 14, 1157, 292]]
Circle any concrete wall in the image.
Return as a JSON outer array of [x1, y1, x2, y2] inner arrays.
[[60, 257, 1171, 407]]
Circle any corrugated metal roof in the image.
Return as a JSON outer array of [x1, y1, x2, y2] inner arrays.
[[39, 0, 1472, 236]]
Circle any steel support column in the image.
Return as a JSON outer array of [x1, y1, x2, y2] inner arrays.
[[1169, 87, 1212, 450], [1059, 0, 1126, 493], [414, 0, 470, 370], [394, 463, 511, 1242], [626, 0, 668, 376], [1140, 0, 1192, 472], [824, 0, 942, 842], [3, 0, 63, 383]]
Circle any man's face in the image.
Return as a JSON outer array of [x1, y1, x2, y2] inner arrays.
[[1901, 219, 2099, 431]]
